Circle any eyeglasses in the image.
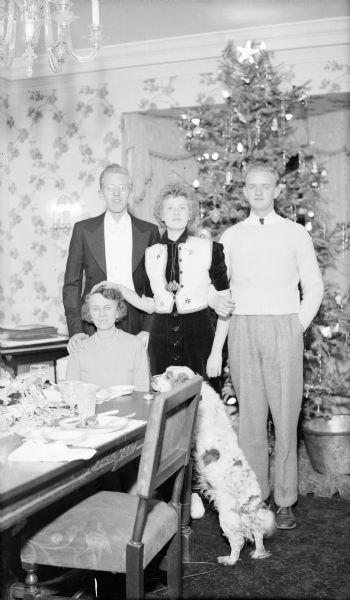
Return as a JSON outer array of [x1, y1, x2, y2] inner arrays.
[[102, 184, 130, 194]]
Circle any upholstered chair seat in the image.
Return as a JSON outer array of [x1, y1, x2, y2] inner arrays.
[[21, 491, 177, 573]]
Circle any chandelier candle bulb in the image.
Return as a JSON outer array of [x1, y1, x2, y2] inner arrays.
[[91, 0, 99, 26]]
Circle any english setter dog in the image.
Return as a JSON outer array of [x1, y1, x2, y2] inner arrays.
[[152, 366, 275, 566]]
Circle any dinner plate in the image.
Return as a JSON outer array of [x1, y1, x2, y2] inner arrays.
[[45, 429, 87, 444], [59, 415, 129, 434], [96, 389, 114, 402], [107, 385, 135, 397], [91, 415, 129, 433]]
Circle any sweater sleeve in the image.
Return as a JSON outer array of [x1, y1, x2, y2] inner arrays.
[[132, 341, 150, 392], [65, 352, 81, 381], [296, 227, 324, 330]]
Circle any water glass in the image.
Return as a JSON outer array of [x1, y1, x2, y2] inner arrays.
[[76, 383, 99, 423], [59, 380, 81, 414]]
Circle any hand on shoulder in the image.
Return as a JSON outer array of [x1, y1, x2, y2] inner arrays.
[[68, 333, 89, 354]]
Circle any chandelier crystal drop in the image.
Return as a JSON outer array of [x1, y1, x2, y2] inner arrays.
[[0, 0, 103, 77]]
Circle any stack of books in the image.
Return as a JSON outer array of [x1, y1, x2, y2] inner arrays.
[[0, 324, 58, 341]]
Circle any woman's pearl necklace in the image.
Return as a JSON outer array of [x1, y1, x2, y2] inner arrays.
[[96, 329, 118, 348]]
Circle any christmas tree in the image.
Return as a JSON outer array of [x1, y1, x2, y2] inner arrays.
[[178, 40, 350, 412]]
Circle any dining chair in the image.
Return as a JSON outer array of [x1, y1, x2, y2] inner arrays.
[[17, 375, 202, 600]]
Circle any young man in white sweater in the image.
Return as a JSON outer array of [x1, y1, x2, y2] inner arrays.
[[206, 160, 324, 529]]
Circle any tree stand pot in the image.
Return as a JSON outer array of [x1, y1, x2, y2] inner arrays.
[[302, 414, 350, 475]]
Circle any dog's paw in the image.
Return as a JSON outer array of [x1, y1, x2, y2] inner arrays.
[[190, 492, 205, 519], [250, 549, 271, 560], [217, 555, 240, 566]]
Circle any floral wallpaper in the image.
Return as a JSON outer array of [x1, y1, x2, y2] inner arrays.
[[0, 39, 349, 333]]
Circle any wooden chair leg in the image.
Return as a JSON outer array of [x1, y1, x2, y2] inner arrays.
[[126, 543, 144, 600], [181, 462, 194, 563], [22, 564, 41, 600], [166, 505, 182, 600]]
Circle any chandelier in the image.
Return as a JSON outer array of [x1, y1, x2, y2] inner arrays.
[[0, 0, 103, 77]]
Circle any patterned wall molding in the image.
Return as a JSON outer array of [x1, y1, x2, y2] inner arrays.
[[1, 17, 349, 95]]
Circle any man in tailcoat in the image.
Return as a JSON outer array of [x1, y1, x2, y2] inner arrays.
[[63, 163, 160, 353]]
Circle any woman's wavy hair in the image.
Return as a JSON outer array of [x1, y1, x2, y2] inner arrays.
[[81, 282, 127, 323], [153, 182, 199, 231]]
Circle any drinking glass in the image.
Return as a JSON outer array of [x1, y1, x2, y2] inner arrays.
[[59, 380, 81, 415], [76, 383, 99, 424]]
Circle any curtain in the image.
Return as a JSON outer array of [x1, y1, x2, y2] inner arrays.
[[122, 112, 198, 224]]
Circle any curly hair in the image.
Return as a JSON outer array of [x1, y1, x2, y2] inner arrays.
[[81, 282, 127, 323], [153, 182, 199, 230]]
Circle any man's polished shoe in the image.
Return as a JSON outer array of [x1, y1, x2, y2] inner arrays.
[[275, 506, 296, 529]]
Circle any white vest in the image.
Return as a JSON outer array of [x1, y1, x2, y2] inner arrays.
[[145, 237, 212, 314]]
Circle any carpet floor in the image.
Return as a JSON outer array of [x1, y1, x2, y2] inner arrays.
[[97, 494, 350, 600]]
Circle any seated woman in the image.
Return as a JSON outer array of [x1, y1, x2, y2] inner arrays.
[[65, 282, 149, 392]]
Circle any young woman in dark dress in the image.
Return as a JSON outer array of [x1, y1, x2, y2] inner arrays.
[[118, 182, 233, 384]]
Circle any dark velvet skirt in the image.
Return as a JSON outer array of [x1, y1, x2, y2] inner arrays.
[[148, 307, 214, 378]]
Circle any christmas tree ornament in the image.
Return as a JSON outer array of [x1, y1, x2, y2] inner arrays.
[[255, 115, 261, 146], [211, 152, 219, 161], [311, 162, 318, 174], [271, 117, 278, 134], [237, 142, 244, 153], [341, 223, 349, 255], [321, 168, 327, 177], [197, 227, 212, 240], [319, 325, 332, 339], [236, 40, 258, 63], [193, 124, 206, 138], [289, 205, 297, 221], [222, 89, 232, 100], [298, 150, 305, 174], [233, 107, 247, 123], [192, 179, 200, 189], [335, 293, 343, 307], [209, 207, 221, 224], [225, 171, 233, 186], [280, 98, 287, 135]]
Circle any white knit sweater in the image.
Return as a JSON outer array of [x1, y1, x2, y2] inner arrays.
[[220, 212, 324, 330]]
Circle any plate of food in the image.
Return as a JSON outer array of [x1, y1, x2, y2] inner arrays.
[[59, 414, 129, 434], [107, 385, 135, 397]]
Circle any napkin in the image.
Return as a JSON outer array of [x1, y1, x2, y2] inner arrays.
[[8, 440, 96, 462]]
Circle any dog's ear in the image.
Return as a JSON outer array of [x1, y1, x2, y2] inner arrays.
[[176, 373, 190, 384]]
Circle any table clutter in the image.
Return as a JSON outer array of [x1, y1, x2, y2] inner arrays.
[[0, 372, 145, 462]]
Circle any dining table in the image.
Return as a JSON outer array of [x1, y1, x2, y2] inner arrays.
[[0, 390, 194, 599]]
